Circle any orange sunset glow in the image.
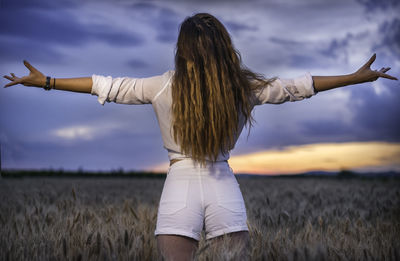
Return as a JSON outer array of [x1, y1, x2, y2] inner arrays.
[[150, 142, 400, 175]]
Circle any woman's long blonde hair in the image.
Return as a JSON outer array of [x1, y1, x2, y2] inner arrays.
[[171, 13, 275, 166]]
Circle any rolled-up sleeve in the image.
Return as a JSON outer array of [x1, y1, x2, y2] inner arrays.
[[253, 72, 318, 105], [91, 72, 170, 105]]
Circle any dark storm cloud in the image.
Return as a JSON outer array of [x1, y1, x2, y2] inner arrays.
[[300, 120, 353, 139], [287, 54, 320, 68], [154, 7, 181, 43], [0, 90, 165, 170], [224, 21, 258, 34], [0, 36, 64, 63], [129, 2, 159, 11], [348, 82, 400, 142], [270, 31, 368, 65], [2, 131, 166, 171], [126, 3, 181, 44], [266, 37, 321, 67], [0, 88, 159, 145], [1, 0, 77, 8], [269, 37, 303, 47], [126, 59, 148, 69], [320, 31, 371, 59], [356, 0, 400, 11], [93, 30, 144, 47], [0, 9, 87, 45], [234, 125, 314, 153], [0, 8, 144, 48], [298, 80, 400, 144], [374, 19, 400, 58], [319, 36, 351, 59], [356, 0, 400, 62]]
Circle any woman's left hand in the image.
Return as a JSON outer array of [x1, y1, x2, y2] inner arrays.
[[3, 60, 46, 88], [353, 53, 398, 83]]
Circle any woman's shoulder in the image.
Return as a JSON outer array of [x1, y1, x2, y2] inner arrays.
[[143, 70, 175, 102], [147, 70, 175, 84]]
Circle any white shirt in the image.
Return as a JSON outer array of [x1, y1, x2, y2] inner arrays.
[[91, 70, 317, 161]]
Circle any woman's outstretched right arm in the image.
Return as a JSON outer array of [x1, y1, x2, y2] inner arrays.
[[3, 60, 92, 93]]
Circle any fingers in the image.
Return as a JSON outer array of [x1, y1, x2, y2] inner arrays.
[[4, 82, 18, 88], [367, 56, 397, 80], [3, 75, 13, 81], [379, 67, 391, 73], [3, 74, 21, 88], [23, 60, 38, 73], [3, 79, 21, 87], [4, 73, 18, 81], [378, 72, 398, 81], [365, 53, 376, 68]]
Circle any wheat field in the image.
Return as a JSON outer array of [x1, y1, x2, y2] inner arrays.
[[0, 175, 399, 260]]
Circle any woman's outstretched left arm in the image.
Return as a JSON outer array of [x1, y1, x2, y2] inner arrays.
[[3, 60, 92, 93], [312, 53, 398, 92]]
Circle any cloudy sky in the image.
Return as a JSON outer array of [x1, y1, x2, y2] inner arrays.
[[1, 0, 399, 174]]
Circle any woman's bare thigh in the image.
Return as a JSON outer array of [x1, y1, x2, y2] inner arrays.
[[156, 231, 250, 260], [156, 234, 199, 261]]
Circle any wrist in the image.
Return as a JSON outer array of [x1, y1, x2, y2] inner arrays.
[[39, 76, 47, 88], [348, 73, 361, 85]]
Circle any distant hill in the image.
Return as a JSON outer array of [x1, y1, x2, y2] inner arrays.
[[1, 169, 399, 179], [236, 170, 400, 179], [0, 169, 166, 178]]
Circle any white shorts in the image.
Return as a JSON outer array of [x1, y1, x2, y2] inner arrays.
[[154, 158, 249, 241]]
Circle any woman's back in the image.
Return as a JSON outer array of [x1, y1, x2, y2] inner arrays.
[[90, 68, 316, 163]]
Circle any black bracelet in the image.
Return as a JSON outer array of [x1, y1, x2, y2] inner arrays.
[[44, 76, 51, 91]]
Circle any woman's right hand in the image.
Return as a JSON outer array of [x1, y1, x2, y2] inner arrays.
[[3, 60, 46, 88], [352, 53, 397, 83]]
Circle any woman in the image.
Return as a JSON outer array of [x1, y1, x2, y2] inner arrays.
[[3, 12, 397, 260]]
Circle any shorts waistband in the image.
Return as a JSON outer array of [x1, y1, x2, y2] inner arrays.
[[168, 158, 231, 172], [170, 158, 228, 166]]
